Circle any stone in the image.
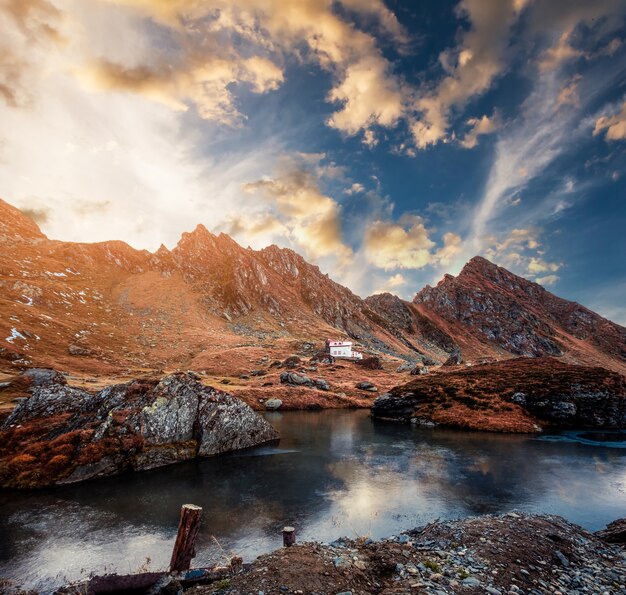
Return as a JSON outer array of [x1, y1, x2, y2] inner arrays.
[[264, 398, 283, 410], [442, 349, 463, 366], [280, 371, 312, 387], [314, 379, 330, 391], [461, 577, 481, 587], [68, 344, 92, 356], [355, 381, 378, 392], [554, 550, 570, 567], [355, 356, 383, 370]]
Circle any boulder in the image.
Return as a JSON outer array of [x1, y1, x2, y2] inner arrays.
[[23, 368, 67, 387], [280, 371, 312, 386], [409, 366, 429, 376], [309, 350, 335, 365], [396, 361, 415, 373], [0, 372, 279, 488], [314, 379, 330, 391], [421, 356, 436, 367], [264, 398, 283, 410], [280, 356, 302, 369], [68, 344, 92, 356], [355, 356, 383, 370], [442, 349, 463, 366], [356, 381, 378, 392]]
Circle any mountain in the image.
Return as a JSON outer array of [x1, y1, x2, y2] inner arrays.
[[0, 198, 418, 375], [0, 197, 624, 376], [412, 256, 626, 372]]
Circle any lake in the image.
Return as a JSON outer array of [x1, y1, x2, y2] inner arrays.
[[1, 410, 625, 593]]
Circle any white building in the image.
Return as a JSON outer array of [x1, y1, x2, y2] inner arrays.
[[325, 339, 363, 359]]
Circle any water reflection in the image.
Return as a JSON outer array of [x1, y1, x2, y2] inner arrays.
[[1, 410, 625, 592]]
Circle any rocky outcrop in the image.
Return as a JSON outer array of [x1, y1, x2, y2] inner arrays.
[[371, 357, 626, 433], [0, 372, 279, 488]]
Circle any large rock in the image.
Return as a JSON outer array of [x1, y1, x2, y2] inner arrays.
[[0, 372, 279, 488], [355, 356, 383, 370], [441, 349, 462, 366], [280, 371, 312, 386]]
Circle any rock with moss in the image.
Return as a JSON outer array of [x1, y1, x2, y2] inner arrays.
[[0, 372, 279, 488]]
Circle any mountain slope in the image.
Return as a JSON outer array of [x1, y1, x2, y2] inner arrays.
[[1, 198, 624, 376], [412, 256, 626, 372], [0, 198, 417, 374]]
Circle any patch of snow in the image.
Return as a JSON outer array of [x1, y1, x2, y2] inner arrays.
[[66, 267, 80, 275], [46, 271, 67, 277], [6, 328, 27, 343], [20, 295, 33, 306]]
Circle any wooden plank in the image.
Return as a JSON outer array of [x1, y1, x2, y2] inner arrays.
[[169, 504, 203, 572]]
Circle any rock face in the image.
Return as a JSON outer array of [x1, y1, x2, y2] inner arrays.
[[371, 357, 626, 433], [413, 256, 626, 371], [0, 372, 279, 488]]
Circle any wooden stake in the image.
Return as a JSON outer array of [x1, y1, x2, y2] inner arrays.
[[282, 526, 296, 547], [170, 504, 203, 572]]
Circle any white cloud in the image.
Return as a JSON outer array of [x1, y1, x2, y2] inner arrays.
[[344, 182, 365, 195], [594, 102, 626, 141], [535, 274, 559, 286], [459, 113, 501, 149], [373, 273, 407, 294]]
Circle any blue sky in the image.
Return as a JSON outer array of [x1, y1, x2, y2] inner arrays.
[[0, 0, 625, 323]]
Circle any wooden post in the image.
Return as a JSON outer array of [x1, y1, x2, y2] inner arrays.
[[282, 526, 296, 547], [170, 504, 203, 572]]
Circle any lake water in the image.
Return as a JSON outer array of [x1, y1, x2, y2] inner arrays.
[[1, 410, 625, 593]]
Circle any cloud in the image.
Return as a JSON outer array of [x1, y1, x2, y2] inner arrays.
[[241, 156, 353, 264], [594, 102, 626, 141], [344, 182, 365, 195], [80, 53, 284, 126], [92, 0, 408, 135], [435, 232, 463, 265], [326, 54, 404, 137], [527, 257, 560, 274], [481, 229, 561, 285], [459, 113, 501, 149], [373, 273, 407, 294], [363, 216, 463, 271], [0, 0, 65, 107], [19, 206, 50, 224], [364, 216, 435, 270], [535, 274, 559, 286], [410, 0, 526, 149], [538, 30, 584, 72], [556, 74, 582, 108]]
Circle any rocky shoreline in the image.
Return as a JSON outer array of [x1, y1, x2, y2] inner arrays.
[[47, 513, 626, 595]]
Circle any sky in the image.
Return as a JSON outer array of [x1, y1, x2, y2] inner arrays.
[[1, 0, 626, 324]]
